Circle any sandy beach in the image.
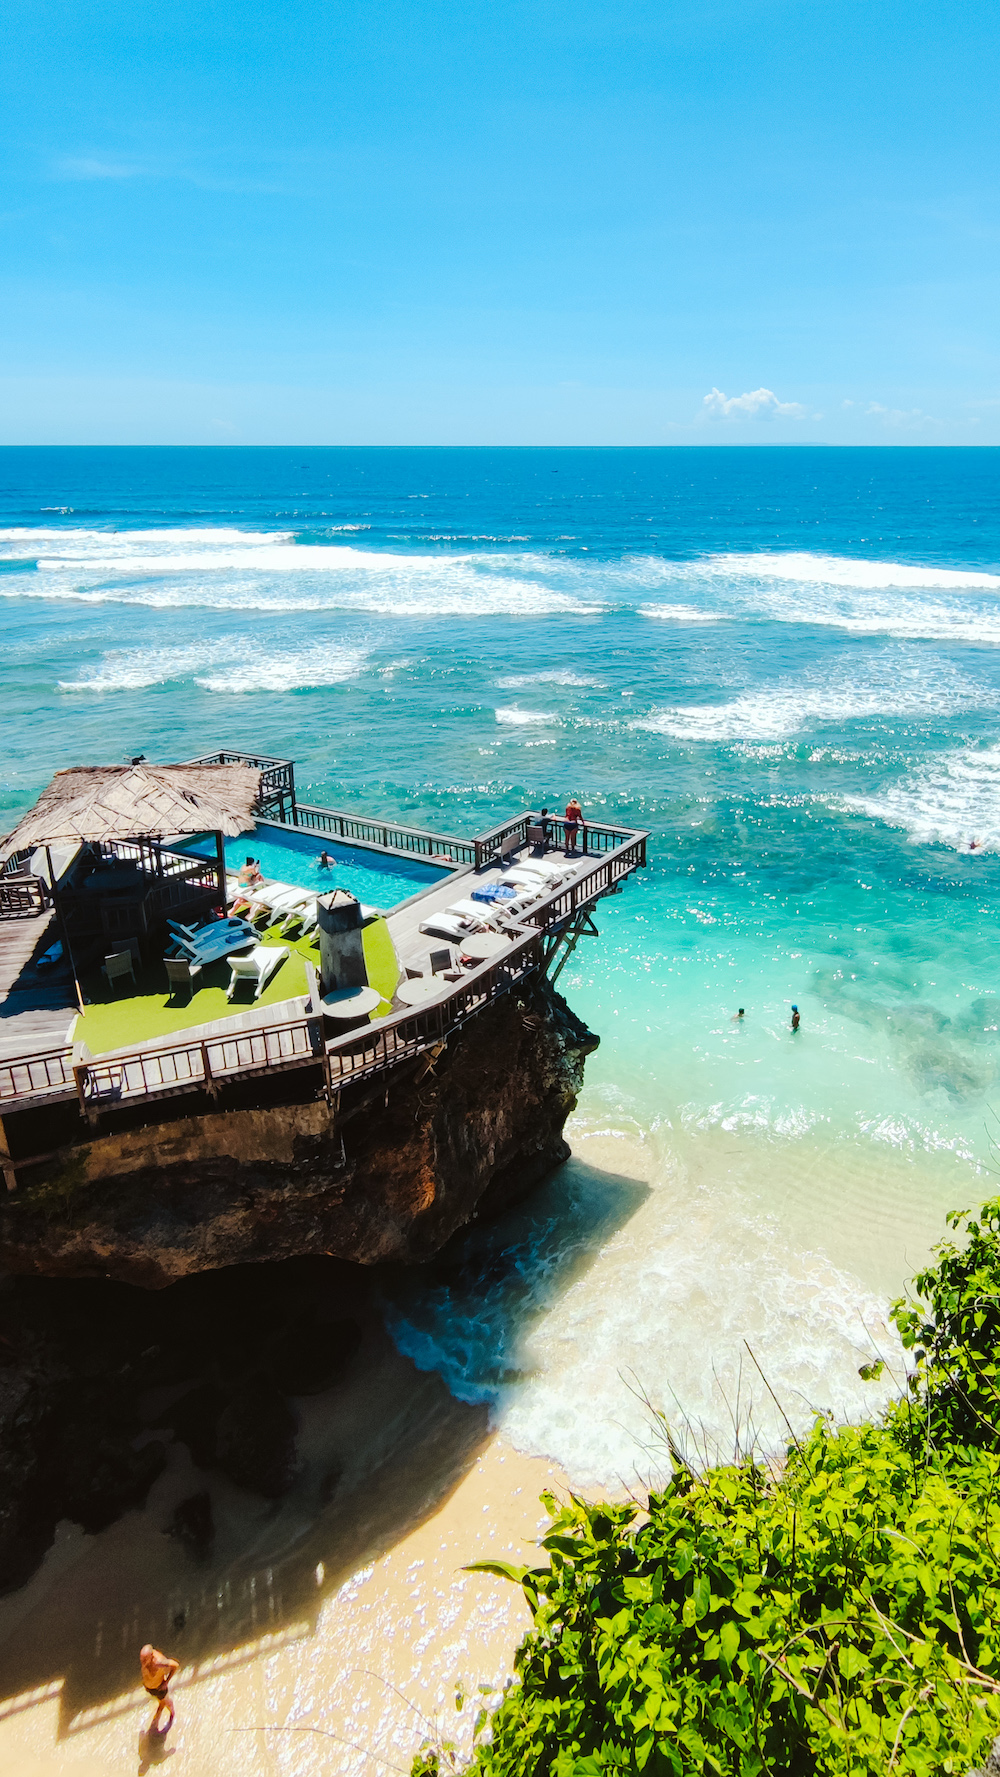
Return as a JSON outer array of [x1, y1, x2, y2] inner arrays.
[[0, 1298, 565, 1777]]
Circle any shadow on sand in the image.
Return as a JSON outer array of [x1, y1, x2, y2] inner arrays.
[[0, 1156, 648, 1742]]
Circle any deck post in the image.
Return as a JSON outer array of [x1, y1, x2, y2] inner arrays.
[[0, 1116, 16, 1193], [213, 829, 226, 908], [46, 846, 86, 1020], [200, 1042, 219, 1098]]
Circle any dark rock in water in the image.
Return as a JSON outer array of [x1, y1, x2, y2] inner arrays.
[[269, 1313, 362, 1394], [165, 1491, 214, 1561], [58, 1434, 167, 1536], [214, 1376, 299, 1497]]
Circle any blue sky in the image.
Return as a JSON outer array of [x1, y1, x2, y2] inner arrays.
[[2, 0, 999, 444]]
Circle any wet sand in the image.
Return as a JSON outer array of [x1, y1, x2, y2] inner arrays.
[[0, 1302, 564, 1777]]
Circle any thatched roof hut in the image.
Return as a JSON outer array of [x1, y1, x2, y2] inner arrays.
[[0, 763, 262, 863]]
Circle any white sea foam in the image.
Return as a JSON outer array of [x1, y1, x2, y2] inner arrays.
[[494, 706, 558, 726], [704, 550, 1000, 592], [638, 603, 721, 623], [494, 669, 603, 688], [5, 531, 1000, 638], [635, 669, 980, 742], [844, 743, 1000, 852], [58, 640, 367, 693], [386, 1130, 911, 1489]]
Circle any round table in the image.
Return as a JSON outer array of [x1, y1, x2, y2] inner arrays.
[[321, 985, 382, 1021], [460, 932, 511, 961], [395, 976, 451, 1007]]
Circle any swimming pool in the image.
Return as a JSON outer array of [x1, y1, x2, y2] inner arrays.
[[178, 824, 452, 911]]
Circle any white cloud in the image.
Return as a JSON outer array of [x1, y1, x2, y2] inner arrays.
[[54, 156, 142, 180], [703, 386, 806, 420], [867, 403, 938, 428]]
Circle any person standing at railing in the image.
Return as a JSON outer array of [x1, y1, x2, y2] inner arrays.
[[564, 798, 586, 856]]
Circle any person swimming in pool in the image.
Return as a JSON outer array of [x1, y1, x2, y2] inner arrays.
[[318, 850, 332, 869], [238, 856, 263, 888]]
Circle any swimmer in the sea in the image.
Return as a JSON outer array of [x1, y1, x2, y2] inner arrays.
[[732, 1007, 745, 1021], [791, 1005, 800, 1031]]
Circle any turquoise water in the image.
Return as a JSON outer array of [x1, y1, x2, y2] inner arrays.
[[3, 445, 1000, 1483], [179, 824, 449, 910]]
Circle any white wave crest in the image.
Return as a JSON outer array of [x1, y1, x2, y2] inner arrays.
[[705, 551, 1000, 592], [638, 603, 721, 623], [58, 640, 367, 693], [495, 669, 603, 688], [636, 670, 984, 741], [844, 743, 1000, 852], [494, 706, 558, 726]]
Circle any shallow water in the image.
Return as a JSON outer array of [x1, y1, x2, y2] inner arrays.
[[2, 445, 999, 1486]]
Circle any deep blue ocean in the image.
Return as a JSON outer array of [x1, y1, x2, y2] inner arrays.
[[3, 445, 1000, 1483]]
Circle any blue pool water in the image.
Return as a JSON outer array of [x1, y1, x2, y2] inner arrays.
[[4, 445, 1000, 1482], [179, 823, 448, 911]]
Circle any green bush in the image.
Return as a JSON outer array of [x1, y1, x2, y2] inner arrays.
[[413, 1198, 1000, 1776]]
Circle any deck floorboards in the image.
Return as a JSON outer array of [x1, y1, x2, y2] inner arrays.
[[0, 911, 77, 1058]]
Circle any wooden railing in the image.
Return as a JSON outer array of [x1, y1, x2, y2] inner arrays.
[[186, 750, 296, 821], [294, 803, 473, 866], [0, 1047, 76, 1104], [72, 1014, 324, 1119], [322, 930, 543, 1089], [515, 832, 647, 930], [0, 929, 544, 1118], [2, 847, 36, 878], [0, 875, 47, 917], [472, 812, 642, 870]]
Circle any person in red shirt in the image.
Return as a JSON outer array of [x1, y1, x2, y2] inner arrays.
[[564, 798, 585, 855]]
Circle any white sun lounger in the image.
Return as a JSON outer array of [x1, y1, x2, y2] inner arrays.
[[226, 944, 289, 1000], [420, 912, 475, 943], [168, 917, 258, 966]]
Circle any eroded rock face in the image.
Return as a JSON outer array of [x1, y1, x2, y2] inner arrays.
[[0, 1255, 364, 1593], [0, 983, 596, 1593], [0, 980, 597, 1288]]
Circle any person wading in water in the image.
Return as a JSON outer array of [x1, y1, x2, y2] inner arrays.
[[140, 1644, 180, 1734]]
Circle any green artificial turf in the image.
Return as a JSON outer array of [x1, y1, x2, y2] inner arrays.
[[77, 915, 402, 1056], [77, 923, 317, 1055], [362, 915, 401, 1011]]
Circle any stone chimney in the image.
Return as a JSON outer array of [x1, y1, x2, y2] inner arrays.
[[316, 891, 367, 995]]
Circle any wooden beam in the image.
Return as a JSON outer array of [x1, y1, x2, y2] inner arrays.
[[0, 1116, 16, 1193]]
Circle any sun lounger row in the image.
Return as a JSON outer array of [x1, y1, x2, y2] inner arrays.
[[228, 877, 319, 934]]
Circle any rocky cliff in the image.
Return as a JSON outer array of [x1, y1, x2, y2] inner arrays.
[[0, 977, 597, 1288], [0, 981, 597, 1591]]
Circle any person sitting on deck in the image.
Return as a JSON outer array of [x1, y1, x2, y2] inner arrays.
[[238, 856, 263, 888], [564, 798, 586, 855]]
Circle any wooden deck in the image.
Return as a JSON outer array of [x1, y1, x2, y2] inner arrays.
[[0, 793, 647, 1125], [0, 909, 77, 1062]]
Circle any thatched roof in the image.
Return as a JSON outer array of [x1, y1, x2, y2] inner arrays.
[[0, 763, 262, 862]]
